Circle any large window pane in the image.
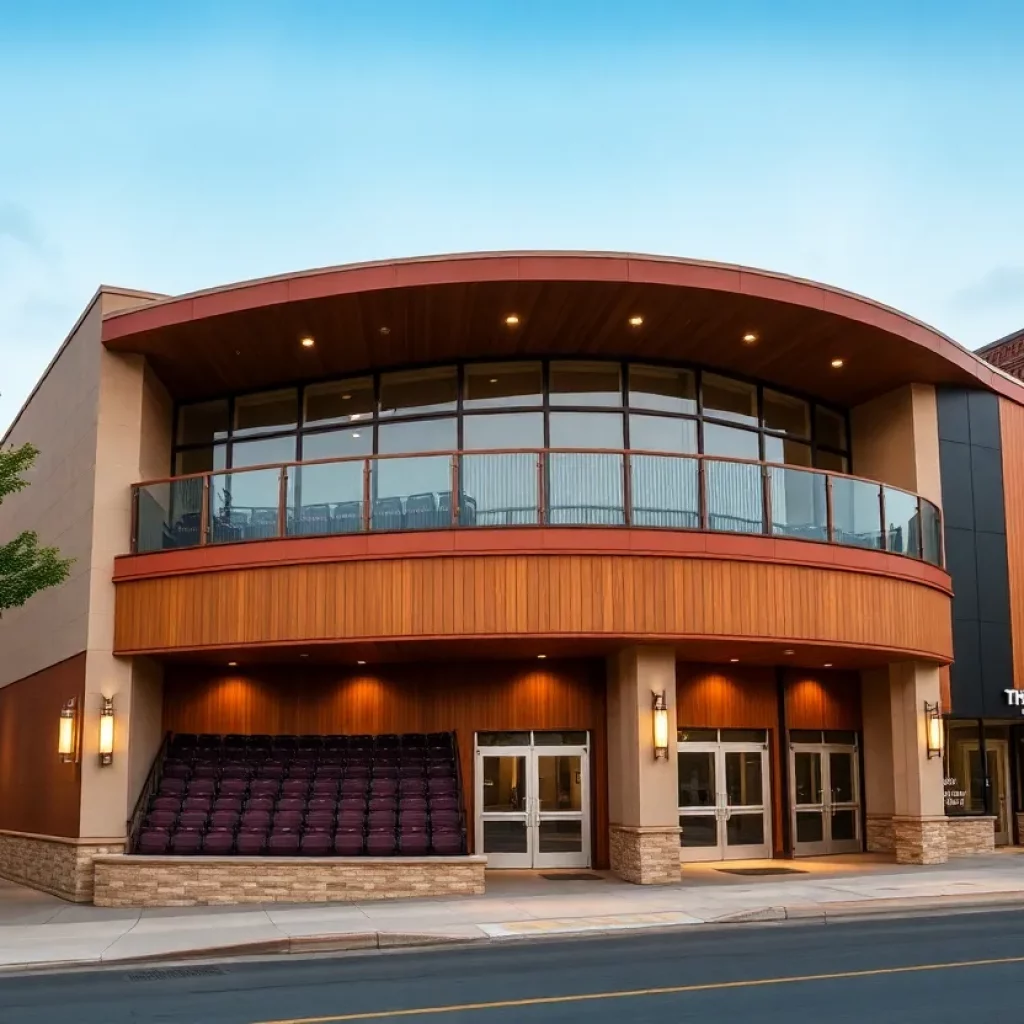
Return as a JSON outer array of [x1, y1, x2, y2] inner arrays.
[[463, 413, 544, 451], [302, 428, 372, 463], [629, 414, 697, 454], [628, 365, 696, 414], [815, 407, 848, 451], [378, 417, 457, 454], [233, 389, 298, 437], [547, 452, 624, 525], [380, 367, 457, 417], [210, 467, 282, 543], [763, 389, 810, 438], [884, 486, 921, 557], [175, 444, 227, 476], [231, 435, 296, 469], [830, 476, 883, 549], [464, 362, 542, 409], [764, 435, 812, 467], [549, 412, 624, 449], [460, 453, 539, 526], [291, 429, 372, 536], [702, 423, 759, 460], [702, 373, 757, 426], [304, 378, 374, 426], [769, 465, 827, 541], [177, 400, 229, 446], [371, 456, 453, 530], [550, 361, 622, 406], [921, 499, 943, 566], [943, 721, 985, 816]]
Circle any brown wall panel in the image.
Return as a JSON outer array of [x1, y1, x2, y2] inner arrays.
[[0, 653, 84, 838], [784, 670, 862, 730], [115, 553, 953, 662], [163, 659, 609, 868], [1000, 398, 1024, 690]]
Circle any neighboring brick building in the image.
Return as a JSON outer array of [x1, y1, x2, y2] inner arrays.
[[979, 327, 1024, 380]]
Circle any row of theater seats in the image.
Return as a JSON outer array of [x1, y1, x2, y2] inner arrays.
[[134, 732, 467, 857]]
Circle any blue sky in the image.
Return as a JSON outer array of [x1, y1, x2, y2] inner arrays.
[[2, 1, 1023, 430]]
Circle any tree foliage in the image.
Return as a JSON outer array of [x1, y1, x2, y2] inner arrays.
[[0, 443, 72, 615]]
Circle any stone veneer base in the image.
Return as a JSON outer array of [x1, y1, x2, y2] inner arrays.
[[865, 815, 894, 853], [93, 854, 487, 908], [0, 831, 124, 902], [893, 816, 948, 865], [609, 825, 681, 885], [946, 816, 996, 857]]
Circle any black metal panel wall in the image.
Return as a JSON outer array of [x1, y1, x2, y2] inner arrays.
[[938, 389, 1014, 718]]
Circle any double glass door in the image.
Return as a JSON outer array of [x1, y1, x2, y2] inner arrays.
[[475, 733, 590, 869], [678, 736, 771, 861], [961, 739, 1012, 845], [790, 742, 861, 855]]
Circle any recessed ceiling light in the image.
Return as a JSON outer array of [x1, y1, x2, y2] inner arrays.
[[341, 394, 351, 400], [831, 358, 845, 369], [824, 662, 833, 668], [783, 649, 795, 656], [379, 326, 391, 336], [357, 660, 366, 665], [227, 661, 237, 667], [300, 336, 315, 348], [729, 658, 739, 663], [628, 315, 644, 327], [489, 378, 498, 384], [537, 654, 547, 659], [743, 332, 758, 343], [505, 314, 520, 326], [299, 653, 309, 659]]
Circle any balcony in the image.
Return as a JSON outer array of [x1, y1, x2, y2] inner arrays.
[[130, 450, 943, 567]]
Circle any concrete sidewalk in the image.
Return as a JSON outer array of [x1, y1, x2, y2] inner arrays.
[[2, 851, 1024, 971]]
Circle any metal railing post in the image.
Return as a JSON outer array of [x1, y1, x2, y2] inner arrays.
[[761, 463, 772, 537], [825, 475, 835, 542], [277, 466, 289, 537], [698, 457, 708, 530], [450, 455, 460, 526], [623, 452, 633, 527], [878, 485, 887, 551], [361, 459, 372, 532], [537, 451, 546, 525], [199, 475, 210, 545]]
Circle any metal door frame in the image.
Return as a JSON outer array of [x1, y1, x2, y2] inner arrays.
[[790, 742, 861, 856]]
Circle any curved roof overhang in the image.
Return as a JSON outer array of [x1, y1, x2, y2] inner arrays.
[[101, 251, 1024, 407]]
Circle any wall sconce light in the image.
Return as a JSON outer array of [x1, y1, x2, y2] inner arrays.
[[652, 690, 669, 761], [925, 700, 943, 759], [58, 698, 78, 763], [99, 696, 115, 766]]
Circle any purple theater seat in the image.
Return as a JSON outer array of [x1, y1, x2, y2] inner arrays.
[[245, 796, 275, 812], [152, 795, 182, 812], [431, 831, 463, 855], [399, 830, 430, 856], [240, 810, 272, 830], [256, 764, 285, 780], [333, 829, 364, 856], [337, 811, 366, 830], [367, 812, 396, 831], [370, 779, 398, 795], [192, 765, 219, 780], [169, 830, 203, 855], [202, 829, 235, 855], [281, 779, 309, 797], [268, 831, 301, 855], [429, 794, 459, 811], [431, 811, 462, 830], [181, 796, 213, 813], [307, 797, 336, 813], [316, 765, 343, 779], [212, 796, 243, 813], [372, 766, 399, 779], [162, 762, 190, 779], [300, 832, 333, 856], [177, 810, 209, 830], [188, 779, 217, 797], [366, 831, 397, 856], [145, 810, 178, 829], [276, 797, 305, 813], [305, 811, 335, 831], [273, 810, 304, 829], [138, 828, 171, 854], [310, 783, 338, 800], [158, 777, 186, 796], [399, 777, 427, 790], [399, 810, 428, 828], [235, 830, 268, 855], [249, 779, 280, 798], [209, 810, 240, 830], [219, 779, 249, 797], [368, 796, 397, 811]]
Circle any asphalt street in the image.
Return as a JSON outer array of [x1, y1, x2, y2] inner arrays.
[[2, 909, 1024, 1023]]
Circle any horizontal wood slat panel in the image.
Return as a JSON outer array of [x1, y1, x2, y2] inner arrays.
[[115, 554, 953, 661], [163, 660, 608, 867]]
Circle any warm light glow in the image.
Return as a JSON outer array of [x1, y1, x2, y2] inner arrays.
[[357, 660, 367, 665], [824, 662, 833, 668], [652, 691, 670, 760], [783, 649, 795, 655], [379, 326, 391, 335], [743, 332, 758, 343], [729, 658, 739, 663], [489, 378, 498, 384], [99, 697, 115, 766], [925, 701, 944, 759], [628, 315, 644, 327], [504, 314, 520, 326], [299, 653, 309, 658], [228, 661, 237, 667], [341, 394, 351, 400], [300, 336, 315, 348], [831, 358, 845, 369], [58, 699, 76, 763], [537, 654, 547, 659]]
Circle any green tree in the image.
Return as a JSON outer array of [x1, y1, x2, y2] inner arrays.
[[0, 443, 72, 614]]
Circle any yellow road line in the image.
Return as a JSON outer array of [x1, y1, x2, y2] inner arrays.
[[253, 953, 1024, 1023]]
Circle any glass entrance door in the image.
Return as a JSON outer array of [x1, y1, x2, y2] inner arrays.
[[475, 733, 590, 869], [790, 743, 861, 856], [962, 739, 1012, 845], [678, 735, 772, 862]]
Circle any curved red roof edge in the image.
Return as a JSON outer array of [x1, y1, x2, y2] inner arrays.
[[101, 250, 1024, 405]]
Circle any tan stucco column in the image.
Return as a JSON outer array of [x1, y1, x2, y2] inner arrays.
[[606, 646, 680, 884], [862, 662, 947, 864]]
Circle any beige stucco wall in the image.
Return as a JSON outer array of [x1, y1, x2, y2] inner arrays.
[[860, 667, 895, 819], [850, 384, 942, 507]]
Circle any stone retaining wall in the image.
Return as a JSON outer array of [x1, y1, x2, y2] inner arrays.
[[865, 815, 894, 853], [0, 831, 124, 902], [610, 824, 681, 884], [93, 854, 487, 907], [946, 816, 996, 857], [893, 816, 948, 864]]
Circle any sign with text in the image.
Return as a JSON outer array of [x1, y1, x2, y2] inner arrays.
[[1004, 689, 1024, 714]]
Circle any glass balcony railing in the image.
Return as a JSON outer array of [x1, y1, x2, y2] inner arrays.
[[131, 450, 945, 568]]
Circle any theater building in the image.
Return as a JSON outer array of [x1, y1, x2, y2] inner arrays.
[[1, 252, 1023, 906]]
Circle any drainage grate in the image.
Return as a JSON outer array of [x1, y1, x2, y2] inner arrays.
[[127, 965, 227, 982], [540, 872, 606, 881], [714, 867, 808, 876]]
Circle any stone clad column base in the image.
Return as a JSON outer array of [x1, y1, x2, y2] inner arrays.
[[865, 815, 894, 853], [946, 816, 996, 857], [609, 825, 681, 884], [0, 831, 124, 902], [892, 816, 948, 864], [1016, 812, 1024, 846]]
